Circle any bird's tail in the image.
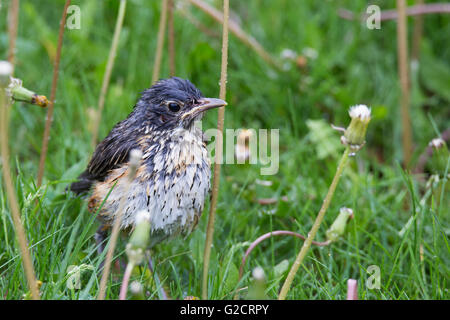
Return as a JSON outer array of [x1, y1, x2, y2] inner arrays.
[[70, 170, 95, 194]]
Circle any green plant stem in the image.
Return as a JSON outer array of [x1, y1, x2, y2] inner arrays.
[[1, 86, 40, 300], [278, 147, 351, 300], [90, 0, 127, 148], [202, 0, 229, 300], [397, 0, 412, 167]]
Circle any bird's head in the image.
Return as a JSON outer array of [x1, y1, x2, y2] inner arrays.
[[136, 77, 227, 130]]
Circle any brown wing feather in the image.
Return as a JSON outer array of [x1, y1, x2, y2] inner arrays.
[[70, 117, 142, 194]]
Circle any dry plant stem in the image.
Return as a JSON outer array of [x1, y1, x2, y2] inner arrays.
[[202, 0, 229, 300], [8, 0, 20, 72], [0, 88, 40, 300], [188, 0, 280, 69], [278, 147, 351, 300], [412, 0, 425, 61], [90, 0, 127, 148], [36, 0, 71, 188], [338, 3, 450, 21], [397, 0, 413, 167], [119, 262, 134, 300], [167, 0, 176, 77], [238, 231, 330, 280], [97, 170, 137, 300], [152, 0, 168, 84]]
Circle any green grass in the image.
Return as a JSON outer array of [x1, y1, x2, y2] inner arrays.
[[0, 0, 449, 299]]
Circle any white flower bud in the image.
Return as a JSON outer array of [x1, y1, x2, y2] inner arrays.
[[429, 138, 445, 149], [343, 104, 372, 151], [348, 104, 371, 121], [128, 149, 143, 179], [252, 266, 265, 281]]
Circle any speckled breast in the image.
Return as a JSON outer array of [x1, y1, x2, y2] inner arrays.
[[89, 126, 211, 248]]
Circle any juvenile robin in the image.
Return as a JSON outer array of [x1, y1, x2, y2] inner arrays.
[[71, 77, 227, 249]]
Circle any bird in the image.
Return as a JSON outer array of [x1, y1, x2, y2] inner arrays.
[[70, 77, 227, 250]]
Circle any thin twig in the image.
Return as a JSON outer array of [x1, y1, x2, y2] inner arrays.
[[36, 0, 71, 187], [338, 3, 450, 21], [167, 0, 176, 77], [278, 147, 351, 300], [152, 0, 168, 84], [7, 0, 20, 73], [202, 0, 229, 300], [397, 0, 413, 167], [0, 68, 40, 300], [90, 0, 127, 148], [238, 230, 330, 281], [187, 0, 280, 69]]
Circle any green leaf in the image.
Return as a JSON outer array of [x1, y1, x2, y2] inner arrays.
[[306, 119, 344, 159], [274, 259, 289, 277]]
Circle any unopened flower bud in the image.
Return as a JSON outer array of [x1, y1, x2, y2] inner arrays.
[[247, 267, 267, 300], [326, 207, 353, 243], [129, 281, 145, 300], [343, 105, 371, 151], [429, 138, 445, 149], [428, 138, 449, 176], [7, 77, 48, 107], [252, 266, 265, 281], [126, 210, 151, 265], [128, 149, 143, 179]]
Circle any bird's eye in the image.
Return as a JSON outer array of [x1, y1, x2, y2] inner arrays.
[[167, 101, 181, 113]]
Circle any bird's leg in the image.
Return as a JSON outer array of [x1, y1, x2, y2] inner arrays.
[[146, 251, 168, 300], [95, 224, 127, 272], [95, 225, 108, 256]]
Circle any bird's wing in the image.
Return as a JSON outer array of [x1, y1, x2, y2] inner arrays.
[[87, 127, 140, 181], [70, 119, 141, 194]]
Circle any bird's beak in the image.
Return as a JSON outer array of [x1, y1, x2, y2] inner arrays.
[[197, 98, 227, 111], [181, 98, 227, 119]]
